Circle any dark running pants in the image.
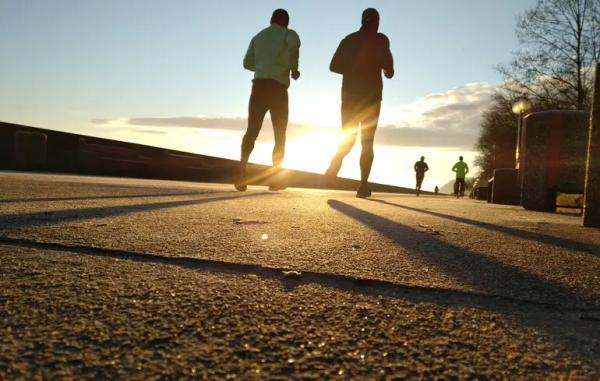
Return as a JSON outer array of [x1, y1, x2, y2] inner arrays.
[[327, 95, 381, 183], [416, 173, 424, 188], [455, 178, 466, 195], [241, 79, 289, 170]]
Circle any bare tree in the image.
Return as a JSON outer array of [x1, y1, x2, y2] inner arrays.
[[475, 89, 549, 179], [498, 0, 600, 110], [475, 91, 520, 178]]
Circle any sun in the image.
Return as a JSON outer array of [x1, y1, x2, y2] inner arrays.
[[290, 92, 340, 128], [283, 132, 341, 174]]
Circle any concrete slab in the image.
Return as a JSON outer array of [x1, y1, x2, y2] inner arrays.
[[1, 172, 599, 378]]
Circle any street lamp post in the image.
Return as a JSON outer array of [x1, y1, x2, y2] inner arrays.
[[512, 100, 531, 170], [583, 64, 599, 227]]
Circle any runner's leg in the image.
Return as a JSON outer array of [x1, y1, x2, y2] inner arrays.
[[238, 81, 269, 190], [326, 96, 360, 178]]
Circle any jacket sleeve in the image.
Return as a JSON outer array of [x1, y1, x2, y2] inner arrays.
[[243, 38, 255, 71], [381, 34, 394, 74], [287, 31, 300, 71], [329, 38, 347, 75]]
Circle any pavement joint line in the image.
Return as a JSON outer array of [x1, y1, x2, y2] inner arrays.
[[0, 190, 227, 204], [0, 191, 274, 231], [3, 236, 599, 314]]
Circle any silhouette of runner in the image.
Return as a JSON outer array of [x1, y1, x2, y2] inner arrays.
[[434, 185, 439, 195], [452, 156, 469, 198], [324, 8, 394, 198], [414, 156, 429, 196], [236, 9, 301, 191]]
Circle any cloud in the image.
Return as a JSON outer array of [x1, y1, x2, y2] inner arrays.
[[92, 82, 496, 150], [382, 82, 496, 148], [137, 129, 167, 135], [92, 116, 307, 134], [92, 116, 249, 131], [375, 125, 476, 147]]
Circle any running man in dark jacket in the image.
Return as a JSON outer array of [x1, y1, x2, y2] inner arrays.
[[324, 8, 394, 198], [414, 156, 429, 196]]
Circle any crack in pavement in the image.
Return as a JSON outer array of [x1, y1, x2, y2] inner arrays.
[[1, 236, 598, 315]]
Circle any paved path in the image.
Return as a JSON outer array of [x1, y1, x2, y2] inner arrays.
[[1, 172, 599, 379]]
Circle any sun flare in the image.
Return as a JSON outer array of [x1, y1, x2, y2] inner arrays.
[[283, 132, 340, 173]]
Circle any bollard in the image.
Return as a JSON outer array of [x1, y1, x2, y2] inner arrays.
[[583, 64, 600, 227]]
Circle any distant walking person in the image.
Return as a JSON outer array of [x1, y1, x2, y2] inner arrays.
[[236, 9, 301, 191], [324, 8, 394, 198], [414, 156, 429, 196], [452, 156, 469, 198]]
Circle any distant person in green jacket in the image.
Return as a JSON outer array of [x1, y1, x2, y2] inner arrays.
[[452, 156, 469, 198], [236, 9, 301, 192], [413, 156, 429, 196], [325, 8, 394, 198]]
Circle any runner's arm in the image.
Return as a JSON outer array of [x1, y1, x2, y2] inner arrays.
[[330, 38, 347, 75], [243, 38, 255, 71], [381, 35, 394, 79], [288, 32, 300, 72]]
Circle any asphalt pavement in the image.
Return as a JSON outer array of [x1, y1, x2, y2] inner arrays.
[[1, 171, 599, 379]]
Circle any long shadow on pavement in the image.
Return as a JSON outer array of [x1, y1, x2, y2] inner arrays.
[[0, 191, 217, 204], [0, 192, 270, 231], [369, 198, 600, 257], [327, 199, 600, 369], [327, 200, 593, 307]]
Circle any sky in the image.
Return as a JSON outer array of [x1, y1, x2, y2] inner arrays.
[[0, 0, 536, 189]]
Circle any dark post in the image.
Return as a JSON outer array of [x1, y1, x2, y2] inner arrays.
[[583, 64, 600, 227], [515, 111, 522, 168]]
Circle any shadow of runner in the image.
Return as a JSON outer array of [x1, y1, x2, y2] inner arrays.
[[0, 192, 271, 231], [327, 199, 600, 370], [369, 198, 600, 257], [327, 199, 595, 307]]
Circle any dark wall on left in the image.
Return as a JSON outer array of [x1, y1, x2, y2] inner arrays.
[[0, 121, 415, 194]]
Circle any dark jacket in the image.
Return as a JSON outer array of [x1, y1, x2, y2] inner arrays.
[[330, 28, 394, 101], [414, 161, 429, 174]]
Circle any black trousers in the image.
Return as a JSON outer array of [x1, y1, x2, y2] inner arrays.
[[416, 173, 424, 188], [241, 79, 289, 169], [455, 178, 466, 194], [327, 95, 381, 182]]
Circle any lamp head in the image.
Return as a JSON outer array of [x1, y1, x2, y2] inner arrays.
[[512, 100, 531, 114]]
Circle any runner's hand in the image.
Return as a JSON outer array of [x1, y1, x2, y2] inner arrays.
[[291, 70, 300, 80]]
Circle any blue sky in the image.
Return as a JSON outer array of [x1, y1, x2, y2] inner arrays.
[[0, 0, 536, 188]]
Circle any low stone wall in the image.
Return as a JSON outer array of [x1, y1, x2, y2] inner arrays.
[[490, 168, 520, 205], [0, 121, 415, 194]]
